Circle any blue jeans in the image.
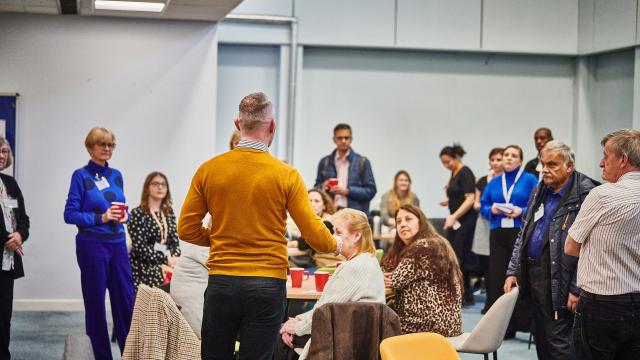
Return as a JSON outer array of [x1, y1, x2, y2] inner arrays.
[[201, 275, 286, 360], [573, 295, 640, 360]]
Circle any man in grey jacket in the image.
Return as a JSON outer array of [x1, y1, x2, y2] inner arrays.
[[503, 141, 598, 360]]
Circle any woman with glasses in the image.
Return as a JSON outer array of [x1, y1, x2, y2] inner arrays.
[[128, 172, 180, 291], [0, 138, 30, 360], [64, 127, 133, 360]]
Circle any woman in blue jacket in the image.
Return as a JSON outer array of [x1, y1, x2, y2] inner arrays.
[[481, 144, 537, 338], [64, 127, 133, 360]]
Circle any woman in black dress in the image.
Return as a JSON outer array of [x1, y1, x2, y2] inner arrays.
[[0, 138, 29, 360], [440, 143, 477, 305], [128, 172, 181, 291]]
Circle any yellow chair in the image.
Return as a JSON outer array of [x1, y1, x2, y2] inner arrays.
[[380, 333, 460, 360]]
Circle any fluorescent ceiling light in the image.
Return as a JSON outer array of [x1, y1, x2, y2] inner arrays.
[[95, 0, 165, 12]]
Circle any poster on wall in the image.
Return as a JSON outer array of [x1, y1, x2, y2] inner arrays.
[[0, 94, 17, 177]]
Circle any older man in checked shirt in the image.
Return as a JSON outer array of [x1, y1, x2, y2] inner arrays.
[[565, 129, 640, 360]]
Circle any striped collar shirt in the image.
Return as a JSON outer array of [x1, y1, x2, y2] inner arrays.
[[568, 171, 640, 295], [334, 150, 351, 208], [236, 139, 268, 151]]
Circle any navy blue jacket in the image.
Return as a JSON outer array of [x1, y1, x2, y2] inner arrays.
[[314, 149, 377, 216], [64, 161, 127, 243], [507, 171, 598, 312]]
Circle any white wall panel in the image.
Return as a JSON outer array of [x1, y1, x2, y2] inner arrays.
[[216, 45, 281, 155], [231, 0, 293, 16], [483, 0, 578, 54], [396, 0, 481, 50], [296, 48, 575, 218], [593, 0, 637, 52], [218, 22, 291, 45], [578, 0, 595, 53], [295, 0, 395, 47], [0, 14, 218, 302]]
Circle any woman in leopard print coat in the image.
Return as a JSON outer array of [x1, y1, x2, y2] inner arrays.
[[382, 204, 462, 336]]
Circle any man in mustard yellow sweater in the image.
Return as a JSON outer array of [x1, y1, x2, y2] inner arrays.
[[178, 92, 337, 360]]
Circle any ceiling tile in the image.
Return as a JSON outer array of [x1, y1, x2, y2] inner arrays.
[[25, 4, 58, 13], [0, 0, 22, 6], [0, 3, 23, 11], [22, 0, 56, 6]]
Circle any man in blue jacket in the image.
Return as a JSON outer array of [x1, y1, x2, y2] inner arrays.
[[314, 123, 376, 218], [503, 141, 598, 360]]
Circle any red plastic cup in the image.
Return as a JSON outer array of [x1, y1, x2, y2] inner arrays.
[[290, 268, 309, 288], [111, 202, 127, 219], [314, 271, 331, 292], [327, 178, 339, 188]]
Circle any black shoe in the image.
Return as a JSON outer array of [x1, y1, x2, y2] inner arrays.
[[503, 331, 516, 340]]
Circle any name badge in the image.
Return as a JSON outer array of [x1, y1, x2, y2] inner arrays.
[[501, 217, 515, 228], [2, 247, 13, 271], [153, 242, 168, 255], [452, 221, 461, 230], [95, 177, 110, 191], [534, 204, 545, 223], [4, 198, 18, 209]]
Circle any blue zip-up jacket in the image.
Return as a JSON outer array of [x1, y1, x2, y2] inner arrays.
[[314, 148, 377, 217], [480, 167, 538, 230], [64, 160, 127, 243]]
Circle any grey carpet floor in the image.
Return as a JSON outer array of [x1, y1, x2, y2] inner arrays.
[[9, 295, 537, 359]]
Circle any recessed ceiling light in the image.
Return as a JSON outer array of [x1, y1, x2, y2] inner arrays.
[[94, 0, 165, 12]]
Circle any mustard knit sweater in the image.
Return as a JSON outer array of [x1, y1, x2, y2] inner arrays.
[[178, 148, 336, 280]]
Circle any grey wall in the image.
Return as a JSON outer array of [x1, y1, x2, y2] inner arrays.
[[216, 45, 281, 155], [574, 50, 635, 179], [0, 14, 218, 305], [294, 48, 576, 218]]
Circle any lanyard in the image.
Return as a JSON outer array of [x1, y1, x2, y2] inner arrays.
[[150, 210, 168, 244], [501, 166, 524, 204]]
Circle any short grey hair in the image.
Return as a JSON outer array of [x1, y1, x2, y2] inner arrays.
[[601, 129, 640, 168], [237, 92, 273, 132], [540, 140, 575, 165]]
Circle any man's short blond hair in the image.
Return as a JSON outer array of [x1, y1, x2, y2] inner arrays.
[[238, 92, 273, 132], [601, 129, 640, 168]]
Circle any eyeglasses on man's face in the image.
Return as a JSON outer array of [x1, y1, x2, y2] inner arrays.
[[96, 142, 116, 150], [334, 136, 352, 141]]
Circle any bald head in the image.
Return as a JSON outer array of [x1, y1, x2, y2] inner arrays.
[[237, 92, 274, 134]]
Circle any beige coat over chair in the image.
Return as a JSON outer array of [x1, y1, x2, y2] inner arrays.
[[123, 285, 200, 360]]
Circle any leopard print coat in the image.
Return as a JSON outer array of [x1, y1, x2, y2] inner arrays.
[[384, 238, 462, 336]]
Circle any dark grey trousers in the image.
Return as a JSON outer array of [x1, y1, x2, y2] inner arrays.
[[527, 259, 574, 360]]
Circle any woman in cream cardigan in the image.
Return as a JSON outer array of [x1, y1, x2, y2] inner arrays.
[[276, 208, 386, 360]]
